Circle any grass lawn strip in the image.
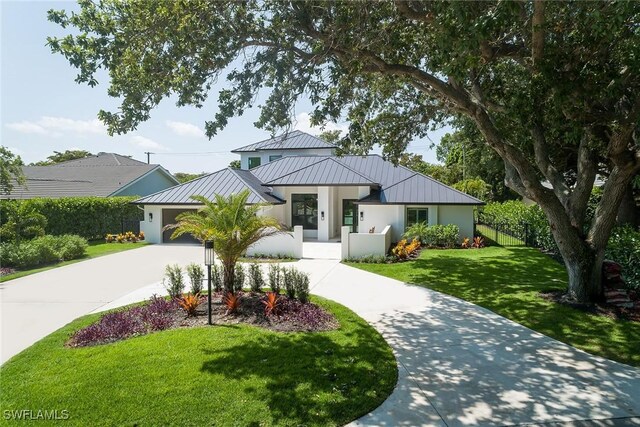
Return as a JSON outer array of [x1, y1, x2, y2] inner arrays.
[[0, 241, 149, 283], [348, 246, 640, 367], [0, 296, 397, 426]]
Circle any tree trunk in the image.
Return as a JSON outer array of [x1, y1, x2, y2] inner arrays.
[[616, 183, 638, 227], [562, 244, 604, 303], [222, 260, 236, 294]]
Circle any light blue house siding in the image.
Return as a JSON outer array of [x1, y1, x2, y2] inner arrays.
[[113, 168, 179, 197]]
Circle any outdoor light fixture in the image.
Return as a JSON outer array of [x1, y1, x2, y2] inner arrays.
[[148, 212, 153, 222], [321, 211, 325, 221], [204, 240, 215, 325], [360, 211, 364, 221]]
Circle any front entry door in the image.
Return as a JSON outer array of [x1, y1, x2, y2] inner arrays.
[[342, 200, 358, 232]]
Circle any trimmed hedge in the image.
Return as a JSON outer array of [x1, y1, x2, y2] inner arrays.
[[0, 197, 141, 240], [0, 234, 88, 269], [403, 223, 459, 248]]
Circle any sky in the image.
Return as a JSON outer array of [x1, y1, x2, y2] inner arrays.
[[1, 1, 448, 174]]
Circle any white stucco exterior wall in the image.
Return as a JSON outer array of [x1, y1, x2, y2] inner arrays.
[[357, 204, 406, 242], [438, 205, 476, 241], [246, 226, 303, 258]]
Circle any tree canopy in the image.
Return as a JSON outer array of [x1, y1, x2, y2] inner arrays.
[[48, 1, 640, 302], [31, 150, 93, 166], [0, 147, 25, 195]]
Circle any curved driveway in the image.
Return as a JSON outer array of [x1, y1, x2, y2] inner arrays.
[[0, 244, 201, 364], [2, 246, 640, 426]]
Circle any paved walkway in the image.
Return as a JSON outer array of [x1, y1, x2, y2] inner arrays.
[[0, 244, 201, 363], [2, 246, 640, 426]]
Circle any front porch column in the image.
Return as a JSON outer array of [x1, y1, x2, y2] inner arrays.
[[318, 186, 330, 241]]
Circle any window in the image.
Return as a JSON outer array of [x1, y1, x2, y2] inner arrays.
[[291, 194, 318, 230], [269, 155, 282, 162], [248, 157, 261, 169], [406, 207, 428, 227]]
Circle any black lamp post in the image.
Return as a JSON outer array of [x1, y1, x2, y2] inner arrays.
[[204, 240, 215, 325]]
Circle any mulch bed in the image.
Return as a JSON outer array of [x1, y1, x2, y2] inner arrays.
[[67, 293, 339, 348], [540, 289, 640, 323]]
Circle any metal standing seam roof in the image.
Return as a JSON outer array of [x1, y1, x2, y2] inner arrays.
[[231, 130, 336, 153], [134, 154, 483, 206], [133, 168, 284, 205], [1, 152, 175, 199], [263, 158, 378, 186]]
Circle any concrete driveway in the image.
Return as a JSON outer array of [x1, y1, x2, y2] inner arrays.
[[304, 260, 640, 427], [0, 244, 201, 364]]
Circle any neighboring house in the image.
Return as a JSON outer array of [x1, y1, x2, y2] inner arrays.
[[232, 130, 336, 170], [135, 132, 484, 250], [2, 152, 179, 200]]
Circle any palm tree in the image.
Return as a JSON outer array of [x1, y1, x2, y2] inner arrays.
[[164, 190, 284, 293]]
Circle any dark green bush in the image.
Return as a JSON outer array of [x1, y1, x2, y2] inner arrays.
[[163, 264, 185, 298], [233, 264, 245, 293], [0, 234, 88, 269], [247, 262, 264, 292], [605, 226, 640, 290], [0, 197, 141, 240]]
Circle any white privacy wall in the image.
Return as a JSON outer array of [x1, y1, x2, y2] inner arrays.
[[357, 205, 405, 241], [246, 226, 303, 258], [341, 225, 392, 259]]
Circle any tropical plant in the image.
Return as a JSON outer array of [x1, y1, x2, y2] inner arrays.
[[472, 236, 485, 249], [0, 201, 47, 243], [223, 292, 241, 315], [247, 262, 264, 293], [392, 239, 420, 260], [178, 293, 201, 317], [163, 264, 185, 299], [186, 263, 205, 295], [402, 222, 430, 244], [461, 237, 471, 249], [262, 292, 281, 316], [165, 190, 284, 293]]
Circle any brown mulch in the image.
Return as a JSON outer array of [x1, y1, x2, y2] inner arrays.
[[539, 290, 640, 323], [173, 292, 339, 333]]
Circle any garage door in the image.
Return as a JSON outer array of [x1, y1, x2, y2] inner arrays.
[[162, 209, 200, 244]]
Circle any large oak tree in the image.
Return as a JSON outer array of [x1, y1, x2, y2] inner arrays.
[[48, 1, 640, 302]]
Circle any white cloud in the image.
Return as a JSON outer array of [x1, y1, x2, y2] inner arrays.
[[166, 120, 205, 138], [5, 116, 106, 137], [129, 135, 169, 152], [293, 112, 349, 136]]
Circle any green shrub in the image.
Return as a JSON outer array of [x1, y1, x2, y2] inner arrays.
[[344, 254, 391, 263], [0, 234, 87, 269], [163, 264, 185, 298], [0, 197, 141, 240], [283, 267, 296, 299], [233, 264, 245, 293], [268, 264, 283, 294], [186, 263, 204, 294], [293, 269, 310, 303], [605, 226, 640, 290], [406, 224, 458, 248], [211, 264, 223, 292], [247, 263, 264, 292]]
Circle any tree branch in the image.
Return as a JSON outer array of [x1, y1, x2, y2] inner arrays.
[[532, 0, 545, 67], [568, 134, 597, 230], [394, 1, 433, 23], [531, 123, 571, 205]]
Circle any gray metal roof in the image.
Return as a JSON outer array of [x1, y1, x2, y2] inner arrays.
[[264, 158, 377, 186], [133, 168, 284, 205], [231, 130, 336, 153], [134, 153, 482, 206], [2, 153, 177, 199]]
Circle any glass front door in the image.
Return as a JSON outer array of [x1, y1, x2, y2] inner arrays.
[[342, 200, 358, 232]]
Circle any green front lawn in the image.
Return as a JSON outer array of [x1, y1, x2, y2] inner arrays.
[[0, 241, 149, 283], [0, 297, 397, 426], [348, 246, 640, 367]]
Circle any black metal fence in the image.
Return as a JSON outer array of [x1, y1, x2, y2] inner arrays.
[[475, 219, 532, 247]]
